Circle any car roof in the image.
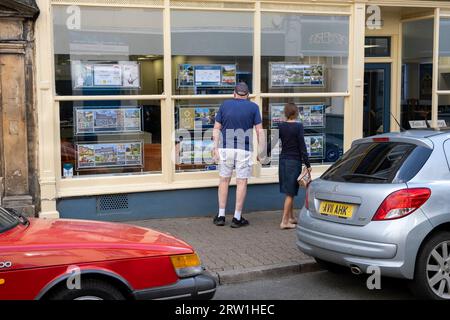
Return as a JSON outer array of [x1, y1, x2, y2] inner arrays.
[[353, 130, 446, 149], [380, 130, 450, 139]]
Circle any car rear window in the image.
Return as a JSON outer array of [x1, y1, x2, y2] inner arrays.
[[321, 142, 432, 183]]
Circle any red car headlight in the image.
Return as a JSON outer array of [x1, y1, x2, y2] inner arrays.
[[170, 253, 203, 278]]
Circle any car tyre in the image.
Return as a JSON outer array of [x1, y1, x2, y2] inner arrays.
[[48, 278, 126, 300], [410, 231, 450, 300], [315, 258, 349, 274]]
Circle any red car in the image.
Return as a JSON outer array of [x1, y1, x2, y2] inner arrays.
[[0, 207, 216, 300]]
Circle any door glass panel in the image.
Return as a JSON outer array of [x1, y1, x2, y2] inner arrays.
[[364, 65, 390, 137]]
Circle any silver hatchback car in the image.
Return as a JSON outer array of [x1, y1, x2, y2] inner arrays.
[[297, 130, 450, 300]]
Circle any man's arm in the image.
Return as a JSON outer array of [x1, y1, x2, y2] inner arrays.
[[213, 121, 222, 163], [255, 123, 267, 164]]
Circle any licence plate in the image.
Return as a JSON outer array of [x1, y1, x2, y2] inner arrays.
[[319, 201, 354, 219]]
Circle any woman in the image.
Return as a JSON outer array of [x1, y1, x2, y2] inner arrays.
[[278, 103, 312, 229]]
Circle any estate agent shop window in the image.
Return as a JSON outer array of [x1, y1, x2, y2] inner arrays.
[[53, 6, 163, 178], [52, 4, 350, 181]]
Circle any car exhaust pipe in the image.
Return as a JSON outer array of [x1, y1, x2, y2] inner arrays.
[[350, 265, 363, 275]]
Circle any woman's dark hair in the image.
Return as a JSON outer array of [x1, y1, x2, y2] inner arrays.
[[284, 103, 299, 120]]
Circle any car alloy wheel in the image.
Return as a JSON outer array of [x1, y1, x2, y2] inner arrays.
[[426, 240, 450, 299]]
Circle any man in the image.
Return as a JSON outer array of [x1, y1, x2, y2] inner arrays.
[[212, 82, 265, 228]]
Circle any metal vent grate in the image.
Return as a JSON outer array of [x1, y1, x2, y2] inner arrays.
[[97, 194, 129, 212]]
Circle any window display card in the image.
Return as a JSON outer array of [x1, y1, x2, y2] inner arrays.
[[77, 141, 143, 169], [427, 120, 447, 128], [179, 139, 214, 164], [178, 64, 195, 87], [409, 120, 427, 129], [270, 62, 324, 88], [221, 64, 237, 87], [270, 104, 325, 128], [75, 107, 142, 135], [194, 65, 222, 87], [305, 135, 325, 158], [72, 61, 141, 89], [120, 62, 141, 88], [178, 105, 219, 130], [93, 64, 123, 87]]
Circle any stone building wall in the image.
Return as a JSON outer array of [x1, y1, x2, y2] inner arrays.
[[0, 0, 39, 216]]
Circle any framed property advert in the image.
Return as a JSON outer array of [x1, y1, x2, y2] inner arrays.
[[71, 60, 141, 89], [120, 61, 141, 88], [269, 133, 325, 160], [305, 135, 325, 159], [72, 61, 94, 88], [177, 64, 237, 88], [93, 64, 122, 87], [221, 64, 237, 87], [179, 139, 214, 164], [269, 62, 325, 88], [269, 104, 325, 128], [178, 64, 195, 87], [178, 105, 219, 130], [76, 141, 143, 170], [74, 106, 142, 135], [194, 65, 222, 87]]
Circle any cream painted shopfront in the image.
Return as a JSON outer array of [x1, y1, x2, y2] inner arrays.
[[35, 0, 450, 219]]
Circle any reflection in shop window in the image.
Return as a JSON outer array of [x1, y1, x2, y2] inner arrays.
[[439, 18, 450, 92], [53, 6, 164, 96], [262, 97, 344, 167], [261, 14, 349, 94], [171, 10, 253, 95], [60, 100, 161, 178], [438, 95, 450, 129], [401, 19, 433, 130]]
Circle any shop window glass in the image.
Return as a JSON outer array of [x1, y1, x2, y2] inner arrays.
[[261, 14, 349, 93], [53, 6, 164, 96], [262, 97, 344, 167], [171, 10, 253, 95], [439, 18, 450, 91], [438, 95, 450, 128], [401, 19, 433, 130], [60, 100, 161, 177]]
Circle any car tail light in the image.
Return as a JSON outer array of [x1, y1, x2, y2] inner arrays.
[[372, 188, 431, 221], [170, 253, 203, 278]]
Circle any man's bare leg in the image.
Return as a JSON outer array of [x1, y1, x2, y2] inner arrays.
[[218, 176, 231, 212], [233, 178, 248, 223]]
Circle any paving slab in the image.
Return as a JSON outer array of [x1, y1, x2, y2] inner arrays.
[[128, 211, 318, 284]]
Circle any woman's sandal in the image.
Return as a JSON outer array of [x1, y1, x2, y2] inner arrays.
[[280, 222, 297, 229]]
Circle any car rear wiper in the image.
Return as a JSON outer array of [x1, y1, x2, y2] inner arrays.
[[341, 173, 388, 181], [5, 208, 30, 226]]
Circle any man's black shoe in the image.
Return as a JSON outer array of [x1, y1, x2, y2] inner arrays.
[[231, 217, 249, 228], [213, 215, 225, 226]]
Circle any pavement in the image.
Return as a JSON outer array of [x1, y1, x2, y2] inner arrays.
[[128, 211, 319, 284]]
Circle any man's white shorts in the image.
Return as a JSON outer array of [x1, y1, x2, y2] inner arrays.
[[219, 148, 253, 179]]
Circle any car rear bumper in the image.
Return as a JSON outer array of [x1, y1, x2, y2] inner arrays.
[[132, 273, 217, 300], [297, 208, 433, 279]]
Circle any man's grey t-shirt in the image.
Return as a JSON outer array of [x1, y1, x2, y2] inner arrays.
[[215, 99, 262, 152]]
